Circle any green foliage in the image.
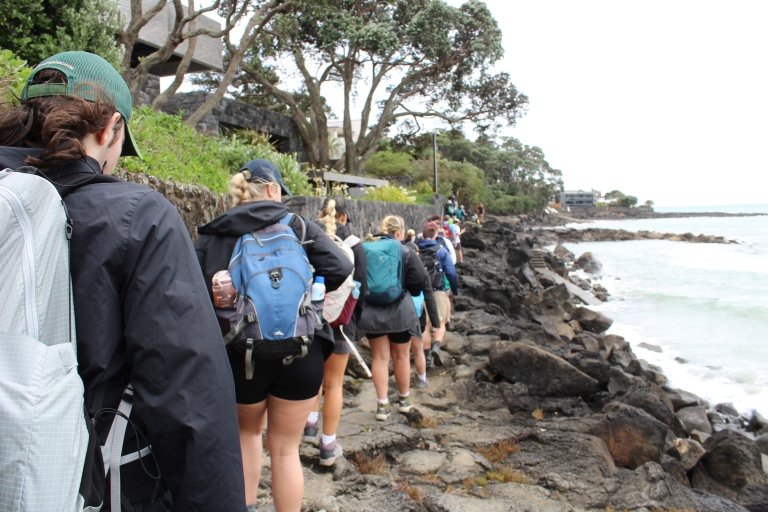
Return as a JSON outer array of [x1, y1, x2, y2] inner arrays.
[[0, 49, 31, 104], [364, 150, 415, 179], [360, 185, 417, 204], [218, 0, 527, 173], [0, 0, 123, 68], [486, 190, 537, 214], [121, 107, 310, 195], [618, 195, 638, 207]]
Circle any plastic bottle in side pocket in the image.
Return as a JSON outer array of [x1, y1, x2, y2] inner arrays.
[[212, 270, 236, 308]]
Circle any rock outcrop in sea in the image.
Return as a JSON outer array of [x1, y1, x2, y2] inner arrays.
[[260, 215, 768, 512]]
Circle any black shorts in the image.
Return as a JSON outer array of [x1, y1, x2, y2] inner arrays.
[[227, 337, 324, 404], [368, 330, 411, 344]]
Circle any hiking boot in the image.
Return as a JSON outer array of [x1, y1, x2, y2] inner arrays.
[[431, 343, 443, 367], [375, 402, 390, 421], [424, 349, 434, 370], [414, 376, 429, 389], [397, 396, 414, 413], [303, 421, 318, 441], [319, 440, 343, 467]]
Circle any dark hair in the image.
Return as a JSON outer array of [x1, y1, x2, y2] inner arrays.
[[422, 223, 438, 239], [0, 69, 119, 170]]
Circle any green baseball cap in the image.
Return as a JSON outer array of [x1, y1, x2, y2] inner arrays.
[[21, 51, 142, 159]]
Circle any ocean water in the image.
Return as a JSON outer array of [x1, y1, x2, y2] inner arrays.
[[557, 206, 768, 418]]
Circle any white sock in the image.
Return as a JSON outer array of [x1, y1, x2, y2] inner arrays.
[[308, 411, 319, 424], [377, 398, 389, 405], [417, 373, 427, 381], [399, 392, 410, 399], [321, 433, 336, 446]]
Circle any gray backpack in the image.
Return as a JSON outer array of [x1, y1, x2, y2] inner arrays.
[[0, 169, 139, 512]]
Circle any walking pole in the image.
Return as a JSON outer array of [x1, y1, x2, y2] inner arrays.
[[339, 325, 372, 378]]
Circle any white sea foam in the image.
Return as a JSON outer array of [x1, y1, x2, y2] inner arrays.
[[557, 210, 768, 417]]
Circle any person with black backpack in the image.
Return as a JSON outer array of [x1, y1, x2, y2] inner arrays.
[[195, 160, 352, 511], [358, 215, 429, 421], [416, 221, 460, 369], [0, 51, 246, 511]]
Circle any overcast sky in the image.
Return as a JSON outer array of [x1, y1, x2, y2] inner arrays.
[[477, 0, 768, 207]]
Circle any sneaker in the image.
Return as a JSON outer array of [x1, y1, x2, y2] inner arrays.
[[375, 402, 390, 421], [303, 421, 318, 441], [397, 396, 414, 413], [319, 440, 343, 467], [414, 377, 428, 389], [424, 350, 434, 370], [431, 343, 443, 367]]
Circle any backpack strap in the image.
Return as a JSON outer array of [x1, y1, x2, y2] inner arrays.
[[283, 212, 311, 247]]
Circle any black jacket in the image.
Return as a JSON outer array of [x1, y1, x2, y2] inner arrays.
[[0, 147, 246, 511], [195, 200, 353, 302], [356, 234, 428, 337]]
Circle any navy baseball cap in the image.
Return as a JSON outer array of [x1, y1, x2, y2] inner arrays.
[[242, 159, 291, 196]]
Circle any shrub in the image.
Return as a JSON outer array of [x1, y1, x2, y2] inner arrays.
[[122, 107, 311, 195], [360, 184, 416, 204], [0, 49, 31, 106]]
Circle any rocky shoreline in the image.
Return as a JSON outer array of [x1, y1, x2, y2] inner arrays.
[[253, 215, 768, 512]]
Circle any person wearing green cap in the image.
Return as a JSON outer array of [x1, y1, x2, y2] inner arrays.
[[0, 51, 246, 511]]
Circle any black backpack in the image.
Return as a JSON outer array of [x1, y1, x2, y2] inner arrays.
[[419, 245, 445, 291]]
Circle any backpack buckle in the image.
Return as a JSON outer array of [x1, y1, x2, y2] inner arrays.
[[269, 269, 282, 288]]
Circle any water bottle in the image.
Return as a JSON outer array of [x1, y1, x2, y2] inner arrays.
[[351, 280, 361, 300], [311, 276, 326, 323], [212, 270, 236, 308]]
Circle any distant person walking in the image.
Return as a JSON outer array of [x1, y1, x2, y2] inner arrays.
[[417, 221, 460, 369], [358, 215, 429, 420], [476, 203, 485, 223]]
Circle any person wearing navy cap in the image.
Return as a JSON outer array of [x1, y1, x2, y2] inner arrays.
[[195, 159, 352, 511]]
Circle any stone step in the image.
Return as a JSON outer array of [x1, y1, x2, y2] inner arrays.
[[530, 249, 548, 268]]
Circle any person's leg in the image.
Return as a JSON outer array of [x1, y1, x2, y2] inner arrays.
[[303, 389, 322, 440], [237, 401, 267, 506], [421, 319, 433, 368], [369, 335, 392, 420], [391, 339, 412, 397], [431, 292, 450, 366], [321, 352, 350, 437], [265, 395, 316, 511], [369, 335, 391, 402], [410, 336, 426, 377]]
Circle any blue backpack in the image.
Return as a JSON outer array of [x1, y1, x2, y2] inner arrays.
[[362, 237, 404, 305], [220, 214, 317, 377]]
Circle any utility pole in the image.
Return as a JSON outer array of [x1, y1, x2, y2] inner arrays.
[[432, 132, 438, 194]]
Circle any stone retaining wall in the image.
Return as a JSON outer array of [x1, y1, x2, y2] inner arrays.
[[118, 170, 444, 239]]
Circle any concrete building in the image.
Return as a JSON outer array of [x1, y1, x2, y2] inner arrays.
[[117, 0, 223, 76], [560, 190, 597, 208]]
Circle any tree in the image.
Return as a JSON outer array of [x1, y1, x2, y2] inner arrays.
[[0, 0, 123, 68], [221, 0, 527, 173], [364, 150, 415, 179], [618, 195, 638, 207]]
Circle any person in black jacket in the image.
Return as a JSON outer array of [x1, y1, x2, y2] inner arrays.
[[0, 51, 246, 511], [195, 160, 352, 511], [303, 197, 367, 467], [357, 215, 429, 421]]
